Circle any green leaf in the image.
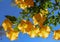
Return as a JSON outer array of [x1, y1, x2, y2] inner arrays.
[[51, 11, 54, 14], [50, 26, 54, 32], [14, 27, 20, 31], [43, 19, 49, 25], [53, 22, 57, 26], [5, 15, 17, 24], [58, 12, 60, 15]]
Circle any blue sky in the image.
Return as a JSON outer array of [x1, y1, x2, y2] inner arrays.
[[0, 0, 60, 42]]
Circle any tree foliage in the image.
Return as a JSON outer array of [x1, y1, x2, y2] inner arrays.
[[0, 0, 60, 41]]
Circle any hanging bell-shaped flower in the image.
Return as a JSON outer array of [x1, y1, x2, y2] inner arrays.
[[53, 29, 60, 40], [37, 26, 50, 38], [18, 19, 34, 33], [2, 19, 13, 31], [15, 0, 34, 9], [27, 28, 40, 38], [6, 28, 19, 41], [2, 19, 19, 41], [33, 14, 46, 27]]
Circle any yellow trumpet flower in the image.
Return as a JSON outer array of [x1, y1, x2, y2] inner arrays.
[[27, 28, 40, 38], [15, 0, 34, 9], [2, 19, 19, 41], [18, 20, 33, 33], [33, 14, 46, 27], [6, 28, 19, 41], [53, 29, 60, 40], [2, 19, 13, 31], [38, 26, 50, 38]]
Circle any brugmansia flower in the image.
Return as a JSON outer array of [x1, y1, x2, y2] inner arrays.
[[15, 0, 34, 9], [27, 28, 40, 38], [2, 19, 13, 31], [53, 29, 60, 40], [33, 14, 46, 27], [37, 26, 50, 38], [6, 29, 19, 41], [18, 20, 33, 33], [2, 19, 19, 41]]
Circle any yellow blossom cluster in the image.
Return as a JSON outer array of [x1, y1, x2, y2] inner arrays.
[[2, 13, 51, 41], [1, 0, 60, 41], [15, 0, 34, 9], [18, 19, 51, 38], [2, 12, 60, 40]]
